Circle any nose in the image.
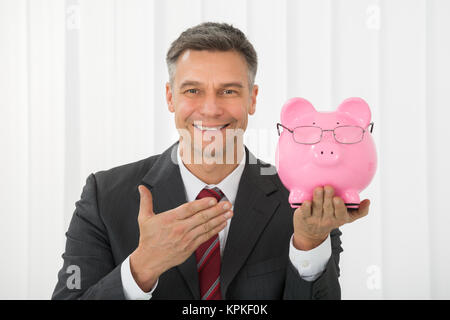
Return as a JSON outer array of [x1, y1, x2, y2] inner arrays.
[[312, 142, 340, 167], [199, 93, 223, 117]]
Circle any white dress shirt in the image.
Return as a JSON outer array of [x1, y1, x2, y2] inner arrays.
[[121, 145, 332, 299]]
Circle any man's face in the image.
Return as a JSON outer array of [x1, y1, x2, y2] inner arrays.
[[166, 49, 258, 164]]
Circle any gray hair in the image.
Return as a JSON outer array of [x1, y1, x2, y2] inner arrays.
[[166, 22, 258, 89]]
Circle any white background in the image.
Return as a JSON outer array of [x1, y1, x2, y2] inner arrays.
[[1, 0, 450, 299]]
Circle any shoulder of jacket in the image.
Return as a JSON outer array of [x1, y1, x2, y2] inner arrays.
[[92, 153, 161, 190]]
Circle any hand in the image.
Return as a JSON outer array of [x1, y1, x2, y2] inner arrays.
[[293, 185, 370, 250], [130, 185, 233, 292]]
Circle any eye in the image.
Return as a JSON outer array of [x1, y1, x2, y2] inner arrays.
[[337, 122, 340, 125], [184, 88, 199, 94], [223, 89, 236, 95]]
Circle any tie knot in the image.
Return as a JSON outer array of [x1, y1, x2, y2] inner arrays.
[[196, 187, 224, 202]]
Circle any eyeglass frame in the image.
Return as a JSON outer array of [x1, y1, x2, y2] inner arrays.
[[276, 122, 374, 145]]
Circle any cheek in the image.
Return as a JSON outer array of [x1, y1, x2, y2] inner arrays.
[[237, 107, 250, 128], [229, 102, 249, 121], [174, 101, 195, 123]]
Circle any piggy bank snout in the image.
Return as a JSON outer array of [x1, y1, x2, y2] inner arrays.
[[312, 142, 341, 166]]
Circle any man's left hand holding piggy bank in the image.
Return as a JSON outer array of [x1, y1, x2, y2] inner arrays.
[[293, 185, 370, 250]]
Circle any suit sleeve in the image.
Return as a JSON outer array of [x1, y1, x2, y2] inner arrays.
[[52, 174, 125, 300], [283, 228, 343, 300]]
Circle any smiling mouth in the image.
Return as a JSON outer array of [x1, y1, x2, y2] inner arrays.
[[193, 123, 230, 131]]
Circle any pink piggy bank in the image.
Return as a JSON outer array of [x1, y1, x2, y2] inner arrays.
[[275, 97, 377, 209]]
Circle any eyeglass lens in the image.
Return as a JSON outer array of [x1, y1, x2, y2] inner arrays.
[[292, 126, 364, 144]]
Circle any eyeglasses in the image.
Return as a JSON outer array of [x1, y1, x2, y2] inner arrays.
[[276, 122, 374, 145]]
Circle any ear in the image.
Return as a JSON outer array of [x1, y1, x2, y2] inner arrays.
[[166, 82, 175, 113], [337, 97, 371, 128], [248, 84, 258, 115], [280, 97, 316, 127]]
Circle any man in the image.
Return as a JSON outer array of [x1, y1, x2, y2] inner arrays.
[[52, 22, 370, 300]]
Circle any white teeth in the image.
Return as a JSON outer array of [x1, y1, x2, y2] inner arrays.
[[193, 124, 228, 131]]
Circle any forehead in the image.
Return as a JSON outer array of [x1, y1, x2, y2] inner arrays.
[[174, 50, 249, 86], [297, 111, 358, 127]]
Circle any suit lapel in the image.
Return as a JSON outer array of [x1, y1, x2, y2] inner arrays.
[[220, 148, 280, 298], [141, 142, 200, 299]]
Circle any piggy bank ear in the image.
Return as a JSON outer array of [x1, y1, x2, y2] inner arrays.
[[337, 97, 372, 128], [281, 97, 316, 127]]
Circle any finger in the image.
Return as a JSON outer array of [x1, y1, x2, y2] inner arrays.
[[185, 201, 232, 231], [297, 200, 312, 218], [333, 196, 348, 223], [311, 186, 324, 218], [323, 185, 335, 219], [191, 220, 228, 250], [186, 208, 233, 241], [138, 185, 155, 223], [348, 199, 370, 222], [174, 197, 218, 220]]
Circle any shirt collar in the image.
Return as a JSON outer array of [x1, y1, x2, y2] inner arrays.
[[176, 144, 246, 205]]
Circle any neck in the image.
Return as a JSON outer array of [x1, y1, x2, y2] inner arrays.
[[179, 141, 245, 185]]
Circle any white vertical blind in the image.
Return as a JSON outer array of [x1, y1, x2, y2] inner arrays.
[[1, 0, 449, 299], [0, 0, 30, 300], [331, 0, 384, 300], [427, 0, 450, 300], [26, 0, 66, 299], [380, 0, 431, 299], [286, 0, 333, 107]]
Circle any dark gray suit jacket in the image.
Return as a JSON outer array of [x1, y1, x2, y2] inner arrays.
[[52, 142, 343, 300]]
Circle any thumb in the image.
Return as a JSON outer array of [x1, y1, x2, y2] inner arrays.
[[138, 185, 155, 222], [348, 199, 370, 222]]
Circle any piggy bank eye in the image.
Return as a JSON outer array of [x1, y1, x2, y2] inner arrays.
[[337, 122, 340, 125], [312, 122, 316, 125]]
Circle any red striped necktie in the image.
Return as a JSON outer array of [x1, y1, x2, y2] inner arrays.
[[195, 187, 225, 300]]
